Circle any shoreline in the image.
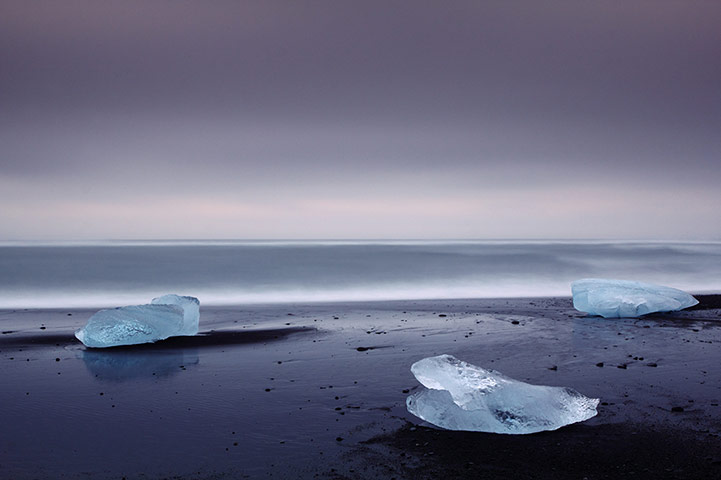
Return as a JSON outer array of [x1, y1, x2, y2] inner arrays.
[[2, 296, 720, 478]]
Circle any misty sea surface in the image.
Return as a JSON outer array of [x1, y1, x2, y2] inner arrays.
[[1, 240, 719, 309]]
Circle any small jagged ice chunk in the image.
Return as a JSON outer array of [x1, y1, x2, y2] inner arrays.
[[406, 355, 598, 434], [572, 278, 698, 318], [151, 294, 200, 336], [75, 304, 185, 348]]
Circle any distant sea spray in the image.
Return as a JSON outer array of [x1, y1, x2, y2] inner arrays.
[[0, 240, 719, 308]]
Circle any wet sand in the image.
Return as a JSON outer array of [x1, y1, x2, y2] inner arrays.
[[1, 296, 720, 479]]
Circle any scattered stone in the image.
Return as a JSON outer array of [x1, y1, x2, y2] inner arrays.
[[671, 406, 684, 412], [596, 362, 604, 367]]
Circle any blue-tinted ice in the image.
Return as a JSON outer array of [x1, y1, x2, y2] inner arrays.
[[572, 278, 698, 318], [75, 295, 200, 348], [151, 294, 200, 336], [406, 355, 598, 434]]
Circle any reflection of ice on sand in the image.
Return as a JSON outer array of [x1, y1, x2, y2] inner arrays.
[[77, 327, 314, 382], [81, 348, 199, 382]]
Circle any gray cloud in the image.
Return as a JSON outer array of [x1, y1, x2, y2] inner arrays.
[[1, 1, 720, 239]]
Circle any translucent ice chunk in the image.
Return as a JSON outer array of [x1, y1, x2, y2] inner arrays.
[[572, 278, 698, 318], [151, 294, 200, 336], [406, 355, 598, 434], [75, 304, 185, 348]]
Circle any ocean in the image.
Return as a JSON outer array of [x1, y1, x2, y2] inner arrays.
[[0, 240, 719, 308]]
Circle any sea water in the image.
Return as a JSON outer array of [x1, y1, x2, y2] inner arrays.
[[0, 240, 719, 308]]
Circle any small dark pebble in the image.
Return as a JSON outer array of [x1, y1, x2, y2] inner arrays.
[[548, 365, 557, 371], [438, 314, 447, 317], [596, 362, 604, 367], [39, 326, 46, 330], [617, 364, 627, 369], [264, 388, 271, 392], [55, 358, 60, 362], [511, 320, 520, 325], [671, 406, 685, 412], [356, 347, 374, 352], [402, 389, 409, 394], [335, 437, 343, 442], [646, 362, 658, 367]]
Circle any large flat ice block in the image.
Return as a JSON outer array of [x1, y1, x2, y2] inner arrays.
[[75, 304, 185, 348], [572, 278, 698, 318], [406, 354, 598, 434], [151, 294, 200, 336]]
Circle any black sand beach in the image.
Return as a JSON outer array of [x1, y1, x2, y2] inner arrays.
[[2, 296, 721, 479]]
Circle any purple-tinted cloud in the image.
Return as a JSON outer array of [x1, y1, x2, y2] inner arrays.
[[1, 1, 720, 239]]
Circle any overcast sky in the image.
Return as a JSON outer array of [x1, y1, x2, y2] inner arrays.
[[1, 0, 720, 240]]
